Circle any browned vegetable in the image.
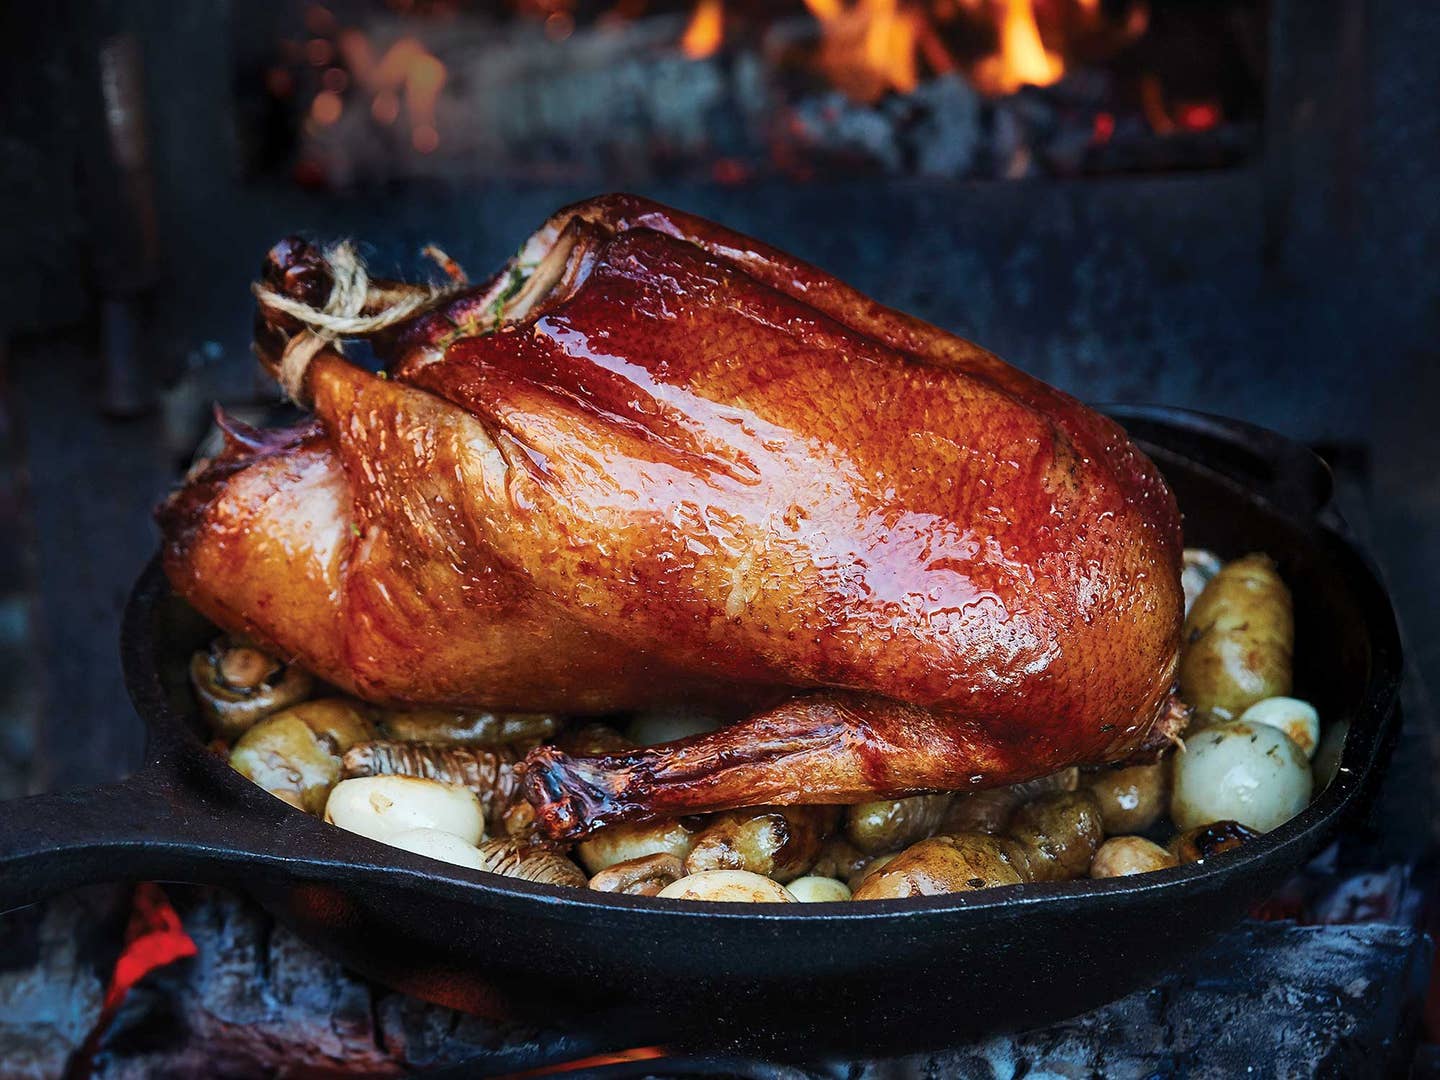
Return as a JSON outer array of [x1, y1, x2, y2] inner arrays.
[[1168, 820, 1260, 864], [576, 817, 701, 875], [853, 791, 1103, 899], [375, 709, 558, 747], [556, 723, 635, 755], [1090, 836, 1178, 878], [1085, 762, 1168, 834], [848, 852, 901, 892], [684, 806, 838, 883], [229, 699, 374, 813], [940, 767, 1081, 836], [473, 839, 586, 887], [340, 741, 524, 836], [1180, 554, 1293, 722], [190, 637, 313, 739], [587, 853, 687, 896], [811, 835, 868, 881], [844, 794, 953, 855]]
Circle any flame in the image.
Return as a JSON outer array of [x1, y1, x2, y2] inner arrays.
[[803, 0, 929, 103], [680, 0, 724, 59], [972, 0, 1064, 95], [337, 32, 447, 151]]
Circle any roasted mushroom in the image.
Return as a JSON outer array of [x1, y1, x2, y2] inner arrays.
[[684, 805, 838, 882], [844, 794, 953, 855], [191, 637, 313, 739], [375, 709, 558, 747], [1168, 820, 1260, 863], [576, 817, 701, 875], [229, 698, 374, 813], [341, 741, 524, 836], [587, 852, 687, 896]]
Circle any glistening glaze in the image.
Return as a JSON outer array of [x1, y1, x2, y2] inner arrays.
[[160, 194, 1183, 840]]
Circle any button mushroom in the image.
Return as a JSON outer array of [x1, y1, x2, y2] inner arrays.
[[191, 637, 314, 740], [576, 817, 702, 875], [472, 839, 587, 888], [587, 852, 687, 896]]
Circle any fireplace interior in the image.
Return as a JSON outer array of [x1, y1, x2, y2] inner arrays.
[[1, 0, 1439, 1075]]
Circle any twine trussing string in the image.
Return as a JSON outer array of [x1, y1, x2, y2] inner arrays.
[[251, 241, 467, 405]]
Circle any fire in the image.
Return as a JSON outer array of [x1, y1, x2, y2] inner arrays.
[[335, 32, 447, 152], [972, 0, 1064, 96], [803, 0, 929, 103], [681, 0, 724, 59]]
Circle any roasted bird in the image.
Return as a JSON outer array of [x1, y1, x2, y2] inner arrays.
[[160, 194, 1184, 841]]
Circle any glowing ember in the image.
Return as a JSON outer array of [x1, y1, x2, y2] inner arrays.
[[680, 0, 724, 60]]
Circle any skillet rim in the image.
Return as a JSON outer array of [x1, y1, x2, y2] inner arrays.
[[122, 406, 1403, 925]]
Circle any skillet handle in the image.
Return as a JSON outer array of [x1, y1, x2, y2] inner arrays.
[[0, 765, 236, 914]]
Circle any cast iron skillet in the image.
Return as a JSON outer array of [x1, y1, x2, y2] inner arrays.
[[0, 406, 1402, 1057]]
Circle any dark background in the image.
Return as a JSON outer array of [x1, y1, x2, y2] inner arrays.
[[0, 0, 1436, 799]]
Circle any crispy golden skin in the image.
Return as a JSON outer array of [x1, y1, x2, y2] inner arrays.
[[161, 194, 1183, 841]]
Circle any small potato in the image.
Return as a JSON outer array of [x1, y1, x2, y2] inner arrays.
[[325, 776, 484, 845], [377, 709, 557, 747], [941, 789, 1020, 835], [656, 870, 797, 903], [1090, 836, 1178, 878], [385, 827, 486, 870], [845, 793, 953, 855], [1168, 820, 1260, 863], [852, 834, 1027, 900], [1237, 697, 1320, 758], [810, 836, 867, 881], [576, 817, 700, 875], [625, 706, 723, 746], [1180, 553, 1293, 722], [1005, 790, 1105, 881], [1086, 762, 1168, 834], [1171, 721, 1312, 833], [787, 875, 853, 902], [848, 852, 900, 892], [685, 805, 837, 882], [1181, 548, 1223, 617], [229, 699, 375, 813], [588, 853, 687, 896]]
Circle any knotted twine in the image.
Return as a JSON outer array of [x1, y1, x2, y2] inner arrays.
[[251, 241, 466, 405]]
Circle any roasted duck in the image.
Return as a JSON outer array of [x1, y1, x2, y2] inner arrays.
[[160, 194, 1184, 841]]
